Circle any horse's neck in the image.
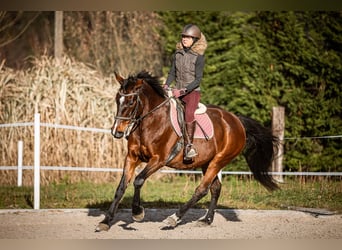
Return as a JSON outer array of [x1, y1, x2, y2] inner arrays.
[[144, 96, 162, 111], [140, 91, 169, 122]]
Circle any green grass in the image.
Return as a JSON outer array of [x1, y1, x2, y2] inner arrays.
[[0, 175, 341, 213]]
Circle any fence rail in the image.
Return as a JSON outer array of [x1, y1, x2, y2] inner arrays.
[[1, 113, 341, 209], [1, 166, 342, 176]]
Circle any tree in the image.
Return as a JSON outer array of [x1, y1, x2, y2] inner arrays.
[[254, 11, 342, 172], [159, 11, 342, 172], [63, 11, 164, 76]]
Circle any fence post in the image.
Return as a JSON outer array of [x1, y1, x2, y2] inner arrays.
[[17, 140, 23, 187], [272, 106, 285, 183], [34, 113, 40, 209]]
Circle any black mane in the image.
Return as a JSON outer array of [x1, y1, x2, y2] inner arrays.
[[129, 70, 165, 98]]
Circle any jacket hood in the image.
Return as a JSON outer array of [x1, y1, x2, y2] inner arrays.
[[176, 32, 207, 55]]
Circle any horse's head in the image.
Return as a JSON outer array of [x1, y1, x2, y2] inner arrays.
[[111, 72, 144, 139], [111, 70, 166, 139]]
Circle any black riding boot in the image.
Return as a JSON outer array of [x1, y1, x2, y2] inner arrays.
[[183, 121, 198, 163]]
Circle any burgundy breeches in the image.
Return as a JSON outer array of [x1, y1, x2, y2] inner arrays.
[[181, 91, 201, 123]]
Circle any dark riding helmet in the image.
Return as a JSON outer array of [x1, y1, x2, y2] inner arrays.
[[181, 24, 201, 39]]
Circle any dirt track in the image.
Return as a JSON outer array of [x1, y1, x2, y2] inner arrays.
[[0, 208, 341, 239]]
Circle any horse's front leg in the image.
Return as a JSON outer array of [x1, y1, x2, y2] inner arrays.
[[131, 175, 145, 222], [131, 158, 163, 222], [95, 162, 136, 232]]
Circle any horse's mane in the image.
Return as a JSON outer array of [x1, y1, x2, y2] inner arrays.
[[128, 70, 165, 98]]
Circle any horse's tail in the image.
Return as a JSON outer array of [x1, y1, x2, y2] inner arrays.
[[238, 115, 280, 191]]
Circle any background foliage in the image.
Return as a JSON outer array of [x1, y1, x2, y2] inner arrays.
[[0, 11, 341, 179], [159, 11, 342, 172]]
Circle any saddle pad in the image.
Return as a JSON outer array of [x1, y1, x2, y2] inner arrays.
[[169, 99, 214, 139]]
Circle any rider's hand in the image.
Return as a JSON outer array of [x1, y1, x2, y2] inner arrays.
[[172, 88, 186, 98]]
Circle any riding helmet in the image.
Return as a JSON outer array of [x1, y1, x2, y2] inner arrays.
[[181, 24, 201, 39]]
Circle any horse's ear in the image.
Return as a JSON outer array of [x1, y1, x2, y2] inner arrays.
[[114, 71, 124, 85], [136, 79, 144, 88]]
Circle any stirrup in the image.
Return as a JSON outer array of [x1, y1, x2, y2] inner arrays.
[[185, 145, 198, 158]]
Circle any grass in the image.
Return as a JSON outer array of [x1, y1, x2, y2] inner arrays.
[[0, 175, 341, 213]]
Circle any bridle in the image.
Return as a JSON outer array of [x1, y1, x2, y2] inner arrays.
[[114, 90, 142, 122], [113, 88, 170, 137]]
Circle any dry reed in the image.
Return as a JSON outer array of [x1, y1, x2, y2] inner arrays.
[[0, 56, 127, 185], [1, 11, 165, 186]]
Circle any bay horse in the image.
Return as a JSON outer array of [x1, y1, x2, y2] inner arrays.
[[95, 70, 279, 232]]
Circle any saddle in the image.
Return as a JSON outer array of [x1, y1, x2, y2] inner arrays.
[[169, 98, 214, 140]]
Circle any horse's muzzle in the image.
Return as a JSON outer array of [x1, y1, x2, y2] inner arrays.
[[111, 129, 124, 139]]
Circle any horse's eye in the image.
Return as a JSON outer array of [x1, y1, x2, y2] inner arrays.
[[128, 99, 135, 106]]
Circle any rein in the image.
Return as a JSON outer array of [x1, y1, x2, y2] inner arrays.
[[136, 97, 170, 122]]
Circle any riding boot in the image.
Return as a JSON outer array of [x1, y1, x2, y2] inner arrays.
[[183, 121, 198, 162]]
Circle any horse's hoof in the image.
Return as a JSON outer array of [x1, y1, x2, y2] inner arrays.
[[196, 219, 212, 227], [132, 206, 145, 222], [162, 213, 180, 228], [95, 223, 110, 232]]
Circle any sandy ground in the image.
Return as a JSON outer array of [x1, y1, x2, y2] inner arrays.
[[0, 208, 341, 239]]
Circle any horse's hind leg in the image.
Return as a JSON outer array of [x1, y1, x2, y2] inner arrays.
[[163, 167, 220, 227], [163, 183, 209, 227], [199, 175, 221, 225]]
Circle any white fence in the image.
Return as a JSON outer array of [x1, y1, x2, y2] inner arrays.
[[1, 113, 341, 209]]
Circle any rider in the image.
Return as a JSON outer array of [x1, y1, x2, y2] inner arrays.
[[164, 24, 207, 162]]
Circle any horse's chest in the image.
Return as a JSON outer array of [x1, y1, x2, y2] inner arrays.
[[139, 144, 151, 161]]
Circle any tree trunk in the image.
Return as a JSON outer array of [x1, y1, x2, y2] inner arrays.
[[54, 11, 63, 60]]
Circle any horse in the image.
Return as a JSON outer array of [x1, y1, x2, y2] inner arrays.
[[95, 70, 279, 232]]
